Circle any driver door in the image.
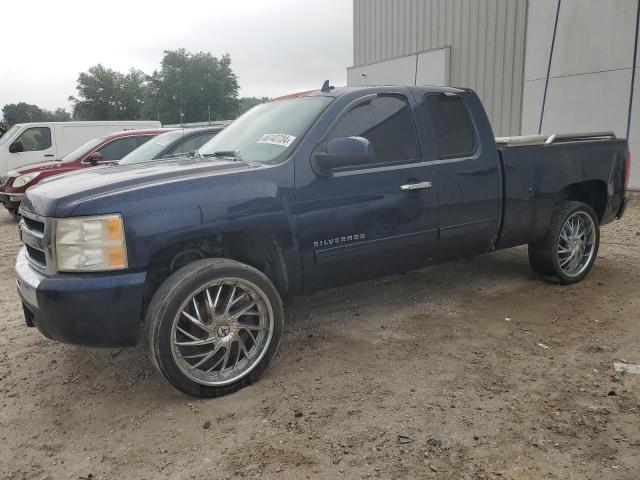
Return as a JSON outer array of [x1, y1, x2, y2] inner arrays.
[[295, 92, 438, 292], [7, 126, 56, 170]]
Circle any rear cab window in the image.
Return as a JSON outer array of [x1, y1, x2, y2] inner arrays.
[[424, 94, 475, 159]]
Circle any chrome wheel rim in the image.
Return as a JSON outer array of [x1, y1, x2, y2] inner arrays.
[[557, 211, 596, 278], [171, 277, 273, 386]]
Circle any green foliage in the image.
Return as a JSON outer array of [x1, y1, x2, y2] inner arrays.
[[69, 65, 148, 120], [6, 49, 243, 125], [2, 102, 71, 123], [237, 97, 270, 117], [142, 49, 240, 124]]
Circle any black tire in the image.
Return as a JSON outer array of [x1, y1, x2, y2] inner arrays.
[[147, 258, 284, 398], [528, 201, 600, 284]]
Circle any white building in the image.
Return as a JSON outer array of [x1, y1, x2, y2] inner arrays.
[[349, 0, 640, 189]]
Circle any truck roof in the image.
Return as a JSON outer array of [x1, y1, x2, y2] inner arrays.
[[281, 84, 469, 100]]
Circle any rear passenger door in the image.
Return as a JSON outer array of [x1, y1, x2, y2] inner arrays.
[[420, 92, 501, 258], [296, 92, 438, 291]]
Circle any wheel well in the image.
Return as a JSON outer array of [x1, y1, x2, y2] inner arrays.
[[559, 180, 607, 221], [145, 230, 289, 301]]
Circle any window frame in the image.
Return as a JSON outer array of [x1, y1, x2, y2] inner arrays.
[[14, 126, 52, 152], [423, 93, 477, 160], [318, 92, 424, 171]]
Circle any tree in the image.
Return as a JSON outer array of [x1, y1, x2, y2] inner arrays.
[[2, 102, 71, 123], [47, 108, 72, 121], [237, 97, 270, 117], [143, 49, 239, 124], [69, 65, 148, 120]]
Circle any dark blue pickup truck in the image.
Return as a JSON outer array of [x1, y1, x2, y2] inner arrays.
[[15, 85, 629, 397]]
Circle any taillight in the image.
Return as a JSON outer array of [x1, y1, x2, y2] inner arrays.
[[625, 151, 631, 189]]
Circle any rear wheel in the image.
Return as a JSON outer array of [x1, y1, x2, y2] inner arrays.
[[528, 201, 600, 284], [147, 258, 283, 397]]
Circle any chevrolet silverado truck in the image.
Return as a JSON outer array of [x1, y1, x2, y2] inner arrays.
[[15, 85, 630, 398]]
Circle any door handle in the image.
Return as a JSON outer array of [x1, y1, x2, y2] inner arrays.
[[44, 154, 54, 157], [400, 181, 432, 191]]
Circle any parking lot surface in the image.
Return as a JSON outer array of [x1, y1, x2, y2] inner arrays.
[[1, 201, 639, 480]]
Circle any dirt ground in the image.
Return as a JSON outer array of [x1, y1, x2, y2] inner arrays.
[[1, 200, 639, 480]]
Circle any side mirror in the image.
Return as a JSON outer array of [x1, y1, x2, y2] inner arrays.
[[311, 136, 373, 176], [9, 141, 23, 153], [86, 151, 104, 164]]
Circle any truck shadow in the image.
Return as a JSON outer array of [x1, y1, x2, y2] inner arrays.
[[54, 247, 542, 399]]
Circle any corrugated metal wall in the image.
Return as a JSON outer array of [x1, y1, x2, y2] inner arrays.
[[353, 0, 528, 136]]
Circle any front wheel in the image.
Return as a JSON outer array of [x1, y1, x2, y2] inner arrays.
[[147, 258, 283, 397], [528, 201, 600, 284]]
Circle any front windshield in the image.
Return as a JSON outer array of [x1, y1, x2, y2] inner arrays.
[[0, 125, 19, 147], [119, 130, 183, 165], [199, 96, 332, 163], [61, 137, 103, 162]]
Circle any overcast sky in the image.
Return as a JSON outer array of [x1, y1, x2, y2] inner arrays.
[[0, 0, 353, 112]]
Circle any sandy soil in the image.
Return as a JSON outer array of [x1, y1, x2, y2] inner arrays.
[[0, 200, 639, 480]]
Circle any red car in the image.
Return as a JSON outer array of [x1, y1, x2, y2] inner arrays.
[[0, 128, 169, 218]]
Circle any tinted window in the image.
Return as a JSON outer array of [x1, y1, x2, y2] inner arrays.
[[15, 127, 51, 151], [167, 132, 216, 156], [136, 135, 154, 147], [424, 94, 475, 158], [97, 136, 139, 161], [328, 95, 420, 165]]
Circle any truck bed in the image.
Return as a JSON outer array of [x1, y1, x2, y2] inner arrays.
[[495, 132, 628, 250]]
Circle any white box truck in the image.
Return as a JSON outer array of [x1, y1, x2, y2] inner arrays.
[[0, 121, 161, 175]]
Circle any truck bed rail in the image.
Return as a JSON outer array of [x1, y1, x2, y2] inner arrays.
[[496, 132, 617, 147]]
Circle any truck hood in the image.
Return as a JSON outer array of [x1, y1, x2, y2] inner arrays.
[[21, 158, 256, 217]]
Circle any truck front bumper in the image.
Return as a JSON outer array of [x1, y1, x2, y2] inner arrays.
[[0, 192, 22, 211], [15, 247, 147, 347]]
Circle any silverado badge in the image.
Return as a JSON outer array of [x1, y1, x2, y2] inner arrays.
[[314, 234, 366, 248]]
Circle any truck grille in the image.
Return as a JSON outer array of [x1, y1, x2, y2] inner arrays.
[[19, 210, 49, 272], [0, 174, 9, 186]]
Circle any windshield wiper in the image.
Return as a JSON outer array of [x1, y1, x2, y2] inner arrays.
[[201, 150, 242, 161]]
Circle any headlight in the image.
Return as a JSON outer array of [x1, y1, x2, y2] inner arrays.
[[12, 172, 41, 188], [55, 214, 128, 271]]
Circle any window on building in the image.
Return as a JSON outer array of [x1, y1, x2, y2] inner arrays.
[[328, 95, 420, 166], [424, 94, 475, 158]]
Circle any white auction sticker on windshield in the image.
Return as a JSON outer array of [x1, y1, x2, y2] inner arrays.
[[257, 133, 296, 147]]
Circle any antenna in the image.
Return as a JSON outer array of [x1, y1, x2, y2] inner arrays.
[[321, 80, 334, 92]]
